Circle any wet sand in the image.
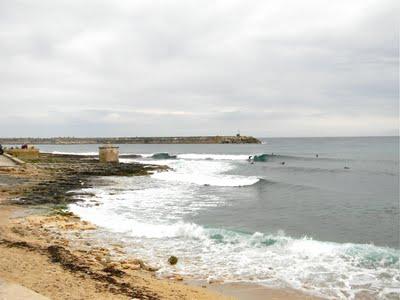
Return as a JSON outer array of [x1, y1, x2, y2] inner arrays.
[[205, 283, 321, 300]]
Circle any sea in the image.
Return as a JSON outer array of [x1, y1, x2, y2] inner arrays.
[[39, 137, 399, 299]]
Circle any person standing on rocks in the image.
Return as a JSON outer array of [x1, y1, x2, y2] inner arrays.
[[0, 144, 3, 155]]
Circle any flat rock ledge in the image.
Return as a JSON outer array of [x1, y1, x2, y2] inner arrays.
[[9, 153, 168, 205]]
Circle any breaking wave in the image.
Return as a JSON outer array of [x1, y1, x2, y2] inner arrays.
[[52, 147, 399, 299], [130, 156, 260, 187], [70, 195, 400, 300]]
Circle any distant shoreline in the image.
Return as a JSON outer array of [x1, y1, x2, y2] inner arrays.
[[0, 135, 261, 145]]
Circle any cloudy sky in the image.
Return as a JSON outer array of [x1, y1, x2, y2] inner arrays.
[[0, 0, 398, 137]]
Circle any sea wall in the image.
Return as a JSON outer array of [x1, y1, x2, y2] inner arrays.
[[6, 148, 39, 160], [0, 136, 261, 145]]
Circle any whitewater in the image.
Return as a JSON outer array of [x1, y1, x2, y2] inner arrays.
[[42, 137, 399, 299], [65, 150, 399, 299]]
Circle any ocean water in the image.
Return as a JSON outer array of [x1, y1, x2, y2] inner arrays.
[[40, 137, 399, 299]]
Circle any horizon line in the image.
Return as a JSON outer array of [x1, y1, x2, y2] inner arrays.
[[0, 135, 398, 139]]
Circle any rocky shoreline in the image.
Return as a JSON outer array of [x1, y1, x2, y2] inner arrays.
[[0, 152, 320, 300], [0, 153, 227, 299], [1, 214, 162, 299], [9, 153, 168, 206]]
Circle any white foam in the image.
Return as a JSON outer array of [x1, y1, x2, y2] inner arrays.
[[177, 153, 250, 161], [137, 153, 154, 158], [154, 159, 259, 187], [152, 169, 259, 187], [72, 203, 206, 239], [132, 153, 251, 161], [70, 189, 400, 299], [65, 150, 399, 299], [125, 156, 259, 187]]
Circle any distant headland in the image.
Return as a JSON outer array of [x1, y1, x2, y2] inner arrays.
[[0, 135, 261, 144]]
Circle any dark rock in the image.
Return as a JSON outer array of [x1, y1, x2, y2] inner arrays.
[[168, 255, 178, 265], [102, 266, 125, 277], [151, 153, 177, 160], [12, 153, 167, 206]]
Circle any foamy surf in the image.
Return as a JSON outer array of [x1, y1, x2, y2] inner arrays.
[[136, 153, 252, 161], [127, 156, 260, 187], [69, 188, 400, 300], [177, 153, 250, 161], [55, 145, 399, 300]]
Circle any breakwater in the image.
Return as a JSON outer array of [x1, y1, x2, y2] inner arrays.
[[0, 136, 261, 145]]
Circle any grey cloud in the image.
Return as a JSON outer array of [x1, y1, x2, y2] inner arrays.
[[0, 0, 398, 137]]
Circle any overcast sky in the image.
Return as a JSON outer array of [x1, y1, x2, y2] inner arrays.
[[0, 0, 398, 137]]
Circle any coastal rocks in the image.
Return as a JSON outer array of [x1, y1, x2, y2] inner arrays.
[[168, 255, 178, 265], [151, 153, 177, 159], [119, 259, 159, 272], [0, 161, 228, 300], [111, 244, 125, 255], [11, 153, 168, 205], [23, 215, 96, 232], [0, 233, 161, 299], [167, 274, 184, 281], [59, 220, 96, 231], [102, 265, 125, 277], [120, 260, 142, 271], [9, 199, 160, 275], [119, 154, 142, 159], [45, 245, 159, 299]]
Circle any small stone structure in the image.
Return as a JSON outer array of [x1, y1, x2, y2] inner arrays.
[[7, 146, 39, 160], [99, 145, 119, 163]]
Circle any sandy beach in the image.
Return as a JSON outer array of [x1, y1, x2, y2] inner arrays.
[[0, 154, 321, 300]]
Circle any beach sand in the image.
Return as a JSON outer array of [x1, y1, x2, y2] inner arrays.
[[205, 283, 321, 300], [0, 203, 230, 300], [0, 158, 323, 300]]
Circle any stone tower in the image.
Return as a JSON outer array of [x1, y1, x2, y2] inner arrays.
[[99, 145, 119, 163]]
